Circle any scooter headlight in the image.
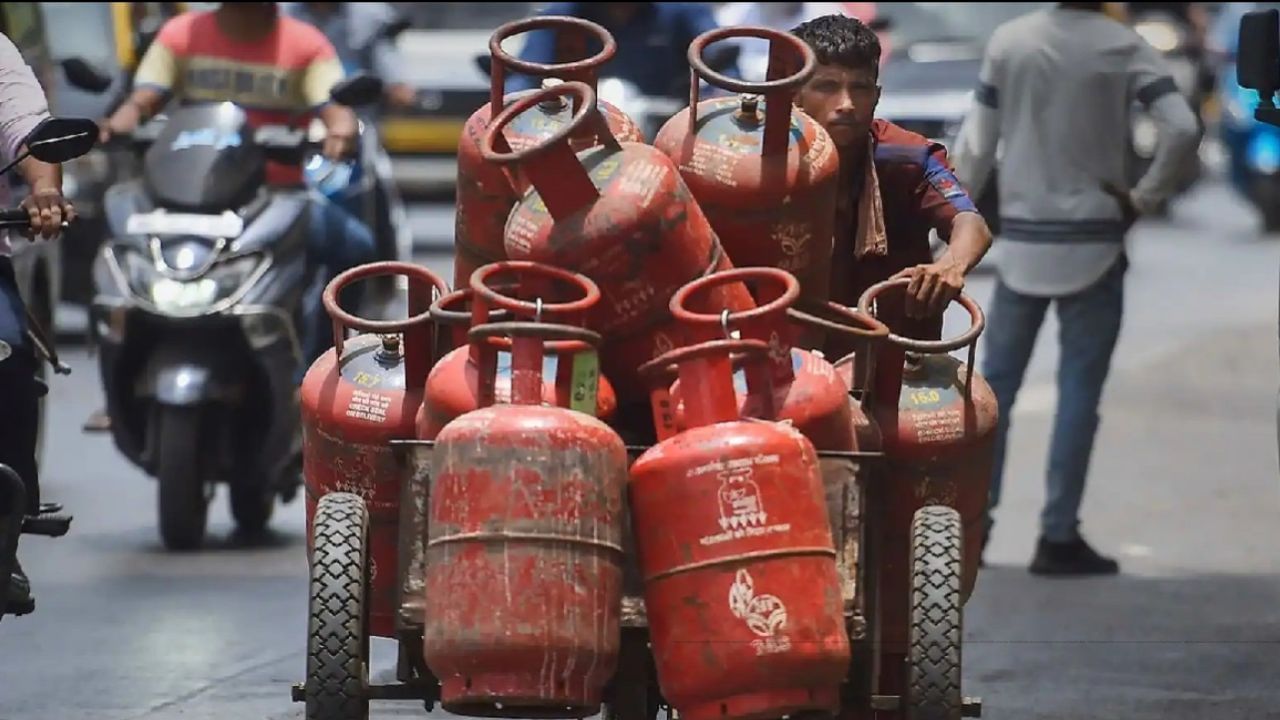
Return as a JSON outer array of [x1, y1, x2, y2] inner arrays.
[[152, 253, 263, 313], [116, 248, 263, 314]]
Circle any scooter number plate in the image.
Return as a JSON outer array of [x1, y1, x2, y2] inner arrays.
[[126, 211, 244, 239]]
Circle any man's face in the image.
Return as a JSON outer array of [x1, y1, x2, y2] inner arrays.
[[794, 64, 881, 150]]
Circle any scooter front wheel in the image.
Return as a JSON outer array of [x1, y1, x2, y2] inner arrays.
[[155, 406, 209, 551]]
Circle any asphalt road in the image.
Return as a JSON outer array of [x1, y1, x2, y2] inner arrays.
[[2, 175, 1278, 720]]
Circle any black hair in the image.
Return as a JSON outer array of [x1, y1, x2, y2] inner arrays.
[[789, 14, 882, 77]]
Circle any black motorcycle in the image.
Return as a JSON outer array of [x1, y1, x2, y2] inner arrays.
[[65, 72, 383, 551], [0, 116, 101, 619]]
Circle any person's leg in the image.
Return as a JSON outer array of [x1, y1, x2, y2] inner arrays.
[[298, 197, 377, 382], [1032, 255, 1127, 575], [0, 258, 40, 609], [981, 275, 1051, 556]]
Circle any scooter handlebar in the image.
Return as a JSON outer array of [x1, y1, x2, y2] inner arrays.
[[0, 208, 71, 232]]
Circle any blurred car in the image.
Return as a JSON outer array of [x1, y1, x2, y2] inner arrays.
[[384, 2, 538, 197], [868, 2, 1053, 241]]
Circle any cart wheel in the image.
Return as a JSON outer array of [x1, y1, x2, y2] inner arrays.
[[306, 492, 370, 720], [905, 505, 963, 720]]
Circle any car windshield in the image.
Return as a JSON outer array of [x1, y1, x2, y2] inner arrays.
[[877, 2, 1050, 51], [389, 2, 536, 30]]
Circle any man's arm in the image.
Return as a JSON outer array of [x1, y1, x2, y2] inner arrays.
[[302, 35, 360, 160], [371, 35, 416, 109], [0, 34, 74, 240], [103, 18, 182, 139], [950, 26, 1005, 197], [1125, 41, 1201, 216], [893, 145, 993, 319], [353, 3, 417, 109]]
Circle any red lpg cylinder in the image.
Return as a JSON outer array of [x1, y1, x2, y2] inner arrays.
[[664, 267, 890, 452], [454, 16, 644, 290], [424, 320, 628, 717], [484, 80, 756, 404], [416, 261, 617, 439], [629, 338, 850, 720], [653, 27, 838, 312], [858, 278, 996, 601], [301, 261, 449, 639]]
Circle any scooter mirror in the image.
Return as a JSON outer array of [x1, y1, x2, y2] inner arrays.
[[1238, 9, 1280, 97], [329, 73, 385, 108], [23, 117, 100, 164], [61, 57, 114, 94]]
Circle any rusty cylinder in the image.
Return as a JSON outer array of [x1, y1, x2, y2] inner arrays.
[[424, 320, 628, 718]]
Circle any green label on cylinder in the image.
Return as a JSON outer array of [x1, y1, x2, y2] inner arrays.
[[570, 350, 600, 416]]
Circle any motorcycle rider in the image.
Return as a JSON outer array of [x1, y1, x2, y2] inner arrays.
[[787, 14, 993, 362], [281, 1, 413, 287], [504, 2, 738, 97], [0, 33, 79, 613], [97, 1, 376, 383]]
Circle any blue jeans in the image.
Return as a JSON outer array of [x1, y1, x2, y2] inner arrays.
[[297, 197, 377, 384], [983, 254, 1127, 543], [0, 258, 40, 513]]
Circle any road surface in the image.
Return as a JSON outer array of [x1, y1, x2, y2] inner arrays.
[[2, 176, 1278, 719]]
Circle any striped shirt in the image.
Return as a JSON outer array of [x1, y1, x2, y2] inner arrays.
[[951, 6, 1201, 297], [133, 10, 345, 185]]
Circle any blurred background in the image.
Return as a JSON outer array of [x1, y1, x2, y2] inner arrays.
[[3, 3, 1280, 720], [3, 1, 1265, 334]]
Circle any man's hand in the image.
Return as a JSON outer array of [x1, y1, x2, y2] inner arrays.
[[100, 102, 143, 144], [318, 103, 360, 161], [890, 258, 965, 319], [322, 125, 358, 161], [21, 187, 75, 241], [1101, 181, 1140, 229]]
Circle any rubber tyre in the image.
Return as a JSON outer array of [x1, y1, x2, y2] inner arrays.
[[156, 406, 209, 551], [229, 481, 275, 536], [305, 492, 370, 720], [905, 505, 963, 720]]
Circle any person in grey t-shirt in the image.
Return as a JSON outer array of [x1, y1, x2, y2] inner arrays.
[[951, 2, 1201, 576], [0, 31, 78, 614]]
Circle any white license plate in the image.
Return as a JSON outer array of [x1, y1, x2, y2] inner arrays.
[[126, 211, 244, 239]]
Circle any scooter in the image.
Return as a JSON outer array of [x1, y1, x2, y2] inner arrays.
[[1221, 62, 1280, 232], [0, 116, 101, 619], [59, 58, 411, 301], [63, 66, 384, 551]]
